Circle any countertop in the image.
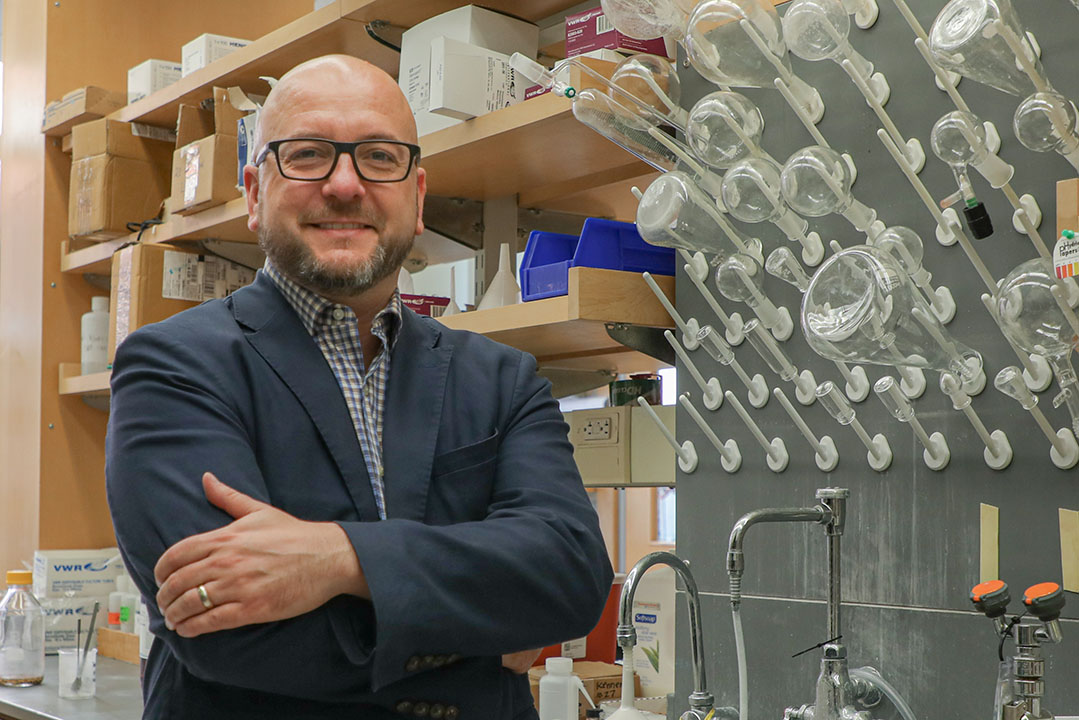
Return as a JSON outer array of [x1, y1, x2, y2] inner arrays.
[[0, 657, 142, 720]]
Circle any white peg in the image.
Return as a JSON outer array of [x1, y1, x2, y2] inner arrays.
[[816, 380, 892, 471], [643, 272, 700, 350], [876, 129, 998, 294], [681, 258, 745, 346], [665, 330, 723, 410], [832, 360, 870, 402], [892, 0, 963, 93], [676, 248, 710, 284], [911, 307, 986, 395], [678, 394, 742, 472], [940, 373, 1012, 470], [875, 376, 950, 470], [773, 388, 839, 471], [989, 20, 1052, 94], [1008, 201, 1048, 255], [978, 293, 1053, 392], [994, 366, 1079, 470], [636, 397, 698, 473], [698, 325, 769, 408], [724, 390, 789, 472], [732, 265, 793, 340], [738, 18, 825, 123], [744, 319, 816, 404], [774, 78, 858, 183], [843, 0, 878, 29], [1049, 283, 1079, 339], [646, 127, 727, 200], [845, 59, 925, 173]]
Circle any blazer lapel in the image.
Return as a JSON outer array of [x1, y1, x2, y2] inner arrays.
[[381, 309, 452, 521], [231, 273, 380, 520]]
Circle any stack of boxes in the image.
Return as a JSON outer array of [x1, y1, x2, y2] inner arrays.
[[170, 86, 249, 215], [32, 549, 122, 653]]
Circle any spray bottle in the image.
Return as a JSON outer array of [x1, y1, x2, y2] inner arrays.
[[539, 657, 596, 720]]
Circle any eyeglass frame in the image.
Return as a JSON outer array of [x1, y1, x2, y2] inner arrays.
[[253, 137, 422, 183]]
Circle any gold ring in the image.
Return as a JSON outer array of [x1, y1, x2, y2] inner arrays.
[[197, 584, 214, 610]]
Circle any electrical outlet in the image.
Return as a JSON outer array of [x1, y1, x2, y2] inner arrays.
[[565, 407, 630, 485], [581, 416, 613, 441]]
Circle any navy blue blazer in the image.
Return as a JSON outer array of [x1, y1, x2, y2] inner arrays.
[[106, 271, 613, 719]]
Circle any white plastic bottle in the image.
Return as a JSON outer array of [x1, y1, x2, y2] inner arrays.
[[120, 574, 138, 634], [81, 296, 110, 374], [108, 576, 125, 630], [538, 657, 579, 720]]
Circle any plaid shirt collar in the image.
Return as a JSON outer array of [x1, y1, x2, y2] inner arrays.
[[262, 260, 402, 351]]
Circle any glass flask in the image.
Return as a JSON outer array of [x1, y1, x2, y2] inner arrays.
[[686, 91, 765, 170], [995, 257, 1079, 437], [780, 145, 878, 234], [928, 0, 1041, 97], [0, 570, 45, 687], [929, 111, 1003, 239], [1013, 91, 1079, 172], [782, 0, 875, 84], [600, 0, 684, 40], [715, 252, 791, 336], [801, 245, 983, 381], [570, 89, 680, 172], [610, 54, 687, 125], [636, 171, 762, 261]]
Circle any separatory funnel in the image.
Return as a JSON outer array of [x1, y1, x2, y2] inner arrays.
[[1013, 91, 1079, 172], [801, 245, 984, 384], [780, 145, 884, 241], [721, 157, 825, 265], [929, 111, 1003, 240], [685, 0, 824, 122], [995, 257, 1079, 440]]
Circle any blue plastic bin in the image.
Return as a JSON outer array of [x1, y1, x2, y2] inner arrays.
[[520, 218, 675, 302]]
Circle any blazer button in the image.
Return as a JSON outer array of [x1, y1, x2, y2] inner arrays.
[[394, 700, 414, 714], [444, 706, 460, 720], [446, 653, 461, 664], [422, 655, 436, 668], [405, 656, 421, 672], [413, 701, 430, 717], [432, 655, 447, 668], [429, 703, 445, 719]]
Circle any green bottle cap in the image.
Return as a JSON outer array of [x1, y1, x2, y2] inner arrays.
[[1063, 230, 1075, 239]]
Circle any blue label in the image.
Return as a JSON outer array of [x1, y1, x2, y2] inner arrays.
[[634, 613, 657, 624]]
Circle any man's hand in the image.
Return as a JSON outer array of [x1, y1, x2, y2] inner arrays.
[[501, 649, 543, 674], [154, 472, 369, 638]]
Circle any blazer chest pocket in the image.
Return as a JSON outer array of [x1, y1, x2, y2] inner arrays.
[[429, 430, 499, 522]]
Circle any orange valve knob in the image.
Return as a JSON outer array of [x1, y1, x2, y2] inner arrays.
[[1023, 582, 1065, 622], [971, 580, 1010, 618]]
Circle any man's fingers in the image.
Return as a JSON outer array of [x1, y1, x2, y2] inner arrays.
[[172, 601, 247, 639], [203, 472, 268, 519], [155, 554, 220, 617], [154, 533, 214, 588]]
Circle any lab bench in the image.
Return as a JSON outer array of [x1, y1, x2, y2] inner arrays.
[[0, 657, 142, 720]]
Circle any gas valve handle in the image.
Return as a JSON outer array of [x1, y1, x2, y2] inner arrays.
[[971, 580, 1011, 618], [1024, 582, 1065, 622]]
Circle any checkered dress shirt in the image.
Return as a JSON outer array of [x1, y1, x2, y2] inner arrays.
[[264, 261, 401, 519]]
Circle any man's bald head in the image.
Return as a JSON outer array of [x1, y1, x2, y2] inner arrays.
[[257, 54, 418, 152]]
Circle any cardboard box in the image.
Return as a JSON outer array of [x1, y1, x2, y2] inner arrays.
[[398, 5, 539, 136], [108, 243, 255, 361], [33, 548, 122, 598], [42, 86, 126, 136], [71, 118, 175, 164], [170, 87, 247, 214], [401, 294, 451, 317], [181, 33, 251, 77], [128, 59, 182, 104], [1057, 178, 1079, 240], [428, 37, 526, 121], [40, 597, 109, 654], [565, 8, 672, 59], [528, 661, 640, 719], [68, 154, 171, 240]]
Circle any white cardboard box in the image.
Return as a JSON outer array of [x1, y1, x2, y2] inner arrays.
[[398, 5, 538, 136], [33, 548, 122, 599], [41, 597, 110, 654], [127, 59, 182, 104], [181, 33, 251, 77], [428, 37, 526, 121]]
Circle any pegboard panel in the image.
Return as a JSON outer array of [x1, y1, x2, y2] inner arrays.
[[668, 0, 1079, 716]]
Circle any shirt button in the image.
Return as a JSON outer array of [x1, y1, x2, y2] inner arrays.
[[444, 706, 460, 720], [430, 704, 445, 719], [332, 308, 345, 321]]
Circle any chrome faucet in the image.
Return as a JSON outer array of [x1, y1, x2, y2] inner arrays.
[[617, 551, 728, 720]]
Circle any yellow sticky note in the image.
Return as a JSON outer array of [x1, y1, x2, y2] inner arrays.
[[1059, 508, 1079, 592], [980, 504, 999, 583]]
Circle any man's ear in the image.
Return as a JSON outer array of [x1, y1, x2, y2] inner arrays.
[[243, 164, 261, 233], [414, 166, 427, 237]]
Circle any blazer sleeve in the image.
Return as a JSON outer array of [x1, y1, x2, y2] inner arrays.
[[106, 324, 379, 703], [339, 350, 615, 691]]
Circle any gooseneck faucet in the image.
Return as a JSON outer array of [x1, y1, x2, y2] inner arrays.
[[617, 551, 719, 720]]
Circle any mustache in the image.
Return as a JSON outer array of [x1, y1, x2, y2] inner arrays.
[[299, 203, 380, 226]]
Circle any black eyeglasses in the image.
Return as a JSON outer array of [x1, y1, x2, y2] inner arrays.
[[254, 138, 421, 183]]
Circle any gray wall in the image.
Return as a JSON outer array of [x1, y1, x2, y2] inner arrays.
[[669, 1, 1079, 717]]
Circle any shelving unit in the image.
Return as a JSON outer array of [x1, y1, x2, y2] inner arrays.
[[57, 364, 111, 397]]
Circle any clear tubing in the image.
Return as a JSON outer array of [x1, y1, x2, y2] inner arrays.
[[679, 394, 735, 462], [665, 330, 717, 399], [876, 129, 997, 293], [848, 667, 918, 720], [1000, 185, 1051, 258], [733, 607, 749, 720], [978, 293, 1047, 379], [725, 390, 782, 461], [682, 259, 742, 339], [774, 387, 825, 454]]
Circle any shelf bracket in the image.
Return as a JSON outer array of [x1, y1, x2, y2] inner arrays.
[[604, 323, 676, 366], [539, 368, 617, 398]]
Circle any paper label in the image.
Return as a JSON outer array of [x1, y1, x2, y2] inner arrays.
[[1054, 233, 1079, 279], [560, 637, 587, 659], [182, 145, 200, 206], [162, 251, 204, 302]]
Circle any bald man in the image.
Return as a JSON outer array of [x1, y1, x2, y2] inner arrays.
[[106, 55, 613, 719]]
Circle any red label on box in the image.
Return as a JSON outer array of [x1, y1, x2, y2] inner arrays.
[[401, 294, 451, 317], [565, 7, 671, 59]]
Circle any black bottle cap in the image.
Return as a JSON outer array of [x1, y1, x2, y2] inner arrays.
[[964, 201, 994, 239], [585, 709, 602, 719]]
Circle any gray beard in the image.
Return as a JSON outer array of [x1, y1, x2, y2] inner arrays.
[[258, 222, 414, 298]]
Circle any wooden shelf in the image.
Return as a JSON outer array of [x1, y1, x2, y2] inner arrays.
[[58, 364, 111, 397], [62, 197, 253, 275], [343, 0, 592, 26], [439, 267, 673, 374]]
